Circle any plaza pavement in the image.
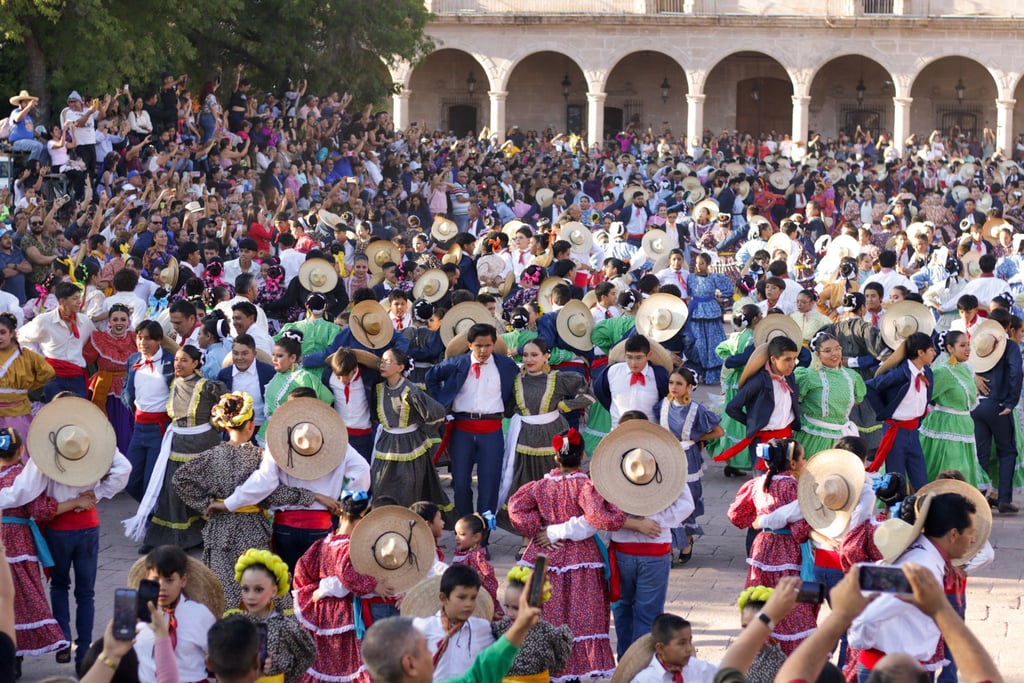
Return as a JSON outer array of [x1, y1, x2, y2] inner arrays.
[[21, 384, 1024, 679]]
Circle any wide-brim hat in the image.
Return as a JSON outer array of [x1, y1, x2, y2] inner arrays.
[[350, 300, 394, 350], [298, 258, 339, 293], [686, 186, 706, 203], [610, 634, 655, 683], [431, 216, 459, 243], [365, 240, 401, 274], [537, 277, 564, 312], [502, 219, 528, 239], [874, 342, 905, 377], [445, 332, 508, 358], [330, 347, 382, 371], [128, 556, 224, 618], [400, 575, 494, 621], [439, 302, 494, 346], [265, 398, 348, 481], [737, 343, 771, 388], [28, 397, 115, 487], [608, 338, 674, 372], [753, 313, 802, 347], [959, 163, 978, 183], [681, 176, 703, 193], [498, 271, 515, 298], [349, 505, 435, 593], [622, 185, 647, 203], [737, 179, 751, 200], [916, 480, 992, 566], [798, 449, 866, 538], [641, 229, 672, 259], [826, 234, 860, 262], [476, 254, 506, 285], [961, 250, 983, 280], [220, 348, 273, 368], [158, 256, 179, 290], [535, 188, 555, 208], [636, 293, 689, 343], [814, 234, 832, 255], [591, 421, 688, 517], [876, 493, 932, 564], [413, 269, 448, 303], [769, 170, 793, 189], [441, 244, 462, 266], [556, 300, 595, 352], [880, 301, 935, 351], [985, 218, 1012, 240], [317, 209, 342, 230], [765, 232, 792, 258], [968, 319, 1008, 373], [563, 221, 593, 254], [949, 186, 970, 204], [9, 89, 38, 107], [533, 251, 553, 268], [693, 198, 719, 221]]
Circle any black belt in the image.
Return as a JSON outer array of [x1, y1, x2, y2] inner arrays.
[[453, 412, 503, 421]]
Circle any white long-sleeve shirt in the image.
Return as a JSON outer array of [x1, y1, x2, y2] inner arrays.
[[0, 450, 131, 508]]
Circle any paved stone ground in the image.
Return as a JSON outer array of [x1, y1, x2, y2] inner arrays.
[[22, 384, 1024, 679]]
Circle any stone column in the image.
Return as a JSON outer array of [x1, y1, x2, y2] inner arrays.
[[587, 92, 606, 148], [686, 93, 706, 156], [488, 91, 508, 143], [791, 95, 811, 148], [996, 99, 1016, 157], [392, 90, 411, 130], [893, 97, 913, 157]]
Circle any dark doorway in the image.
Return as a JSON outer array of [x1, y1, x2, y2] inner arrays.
[[736, 77, 793, 138], [448, 105, 477, 137], [604, 106, 624, 139]]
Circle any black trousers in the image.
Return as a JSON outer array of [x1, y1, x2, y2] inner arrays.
[[973, 398, 1017, 504]]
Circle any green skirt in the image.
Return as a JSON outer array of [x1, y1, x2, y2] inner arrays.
[[920, 408, 984, 487]]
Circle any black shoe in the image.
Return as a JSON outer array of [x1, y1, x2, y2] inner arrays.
[[999, 502, 1019, 514], [988, 496, 999, 509], [724, 466, 743, 478], [677, 539, 694, 565], [55, 647, 71, 664], [15, 655, 22, 678], [137, 543, 154, 555]]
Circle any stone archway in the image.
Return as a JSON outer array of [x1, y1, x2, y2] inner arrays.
[[505, 52, 587, 135], [809, 55, 896, 140], [407, 49, 491, 135], [603, 50, 689, 142], [704, 52, 793, 139], [910, 56, 998, 154]]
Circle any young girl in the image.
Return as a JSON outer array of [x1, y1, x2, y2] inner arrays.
[[293, 490, 380, 683], [658, 367, 724, 564], [411, 500, 448, 568], [710, 304, 762, 474], [229, 549, 315, 683], [84, 304, 134, 452], [491, 566, 572, 682], [726, 438, 816, 655], [790, 289, 830, 344], [452, 513, 502, 620], [793, 331, 867, 459], [259, 329, 333, 441], [736, 586, 786, 683]]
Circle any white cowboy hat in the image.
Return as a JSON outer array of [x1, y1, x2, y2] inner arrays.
[[880, 301, 935, 351], [641, 229, 672, 259], [298, 258, 339, 293], [562, 222, 593, 254], [365, 240, 401, 274], [412, 269, 448, 304], [431, 216, 459, 243], [591, 422, 688, 517], [555, 300, 595, 352]]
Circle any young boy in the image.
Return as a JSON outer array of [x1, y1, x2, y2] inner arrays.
[[134, 545, 217, 683], [630, 613, 717, 683], [594, 334, 669, 429], [949, 293, 981, 339], [206, 615, 262, 683], [411, 564, 495, 681]]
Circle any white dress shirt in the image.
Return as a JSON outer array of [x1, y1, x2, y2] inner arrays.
[[0, 450, 131, 508], [222, 258, 260, 287], [764, 374, 796, 430], [892, 361, 929, 421], [390, 312, 413, 331], [591, 304, 620, 323], [329, 371, 371, 429], [279, 248, 305, 283], [241, 325, 275, 357], [231, 363, 266, 425], [631, 653, 718, 683], [610, 488, 695, 545], [862, 268, 919, 298], [939, 275, 1010, 313], [132, 349, 171, 413], [511, 248, 534, 279], [412, 611, 495, 682], [105, 291, 148, 327], [19, 309, 94, 366], [214, 295, 269, 334], [606, 363, 659, 429], [452, 357, 504, 415], [134, 595, 217, 683]]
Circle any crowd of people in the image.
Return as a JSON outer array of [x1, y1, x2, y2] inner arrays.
[[0, 67, 1017, 683]]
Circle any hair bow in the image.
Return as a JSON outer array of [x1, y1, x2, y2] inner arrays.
[[340, 490, 369, 503], [0, 432, 11, 452], [148, 294, 169, 316], [480, 510, 497, 532], [755, 443, 772, 463]]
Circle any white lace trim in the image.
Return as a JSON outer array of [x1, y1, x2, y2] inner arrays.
[[931, 405, 971, 417], [923, 659, 949, 672], [574, 633, 611, 642], [305, 665, 368, 682], [6, 553, 38, 563], [771, 626, 818, 641], [543, 471, 589, 482], [552, 669, 617, 683], [746, 558, 803, 572], [293, 603, 356, 636], [919, 427, 975, 444], [518, 559, 606, 574], [16, 639, 69, 656], [15, 617, 61, 630]]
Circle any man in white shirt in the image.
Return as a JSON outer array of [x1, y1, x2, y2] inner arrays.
[[19, 281, 95, 400], [862, 250, 918, 299], [590, 282, 620, 323], [61, 90, 101, 176], [278, 232, 305, 282], [218, 335, 271, 429], [939, 254, 1009, 314], [168, 300, 201, 348], [223, 237, 261, 285], [232, 300, 274, 356], [215, 272, 269, 335]]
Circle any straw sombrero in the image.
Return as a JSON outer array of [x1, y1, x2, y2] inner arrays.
[[686, 186, 706, 203], [984, 218, 1012, 240], [880, 301, 934, 351], [754, 314, 802, 347], [961, 250, 983, 280], [610, 634, 655, 683], [916, 480, 992, 566], [607, 338, 674, 372], [535, 188, 554, 208], [641, 229, 672, 260], [365, 240, 401, 274], [798, 449, 866, 539], [876, 493, 933, 564], [444, 332, 508, 358], [765, 232, 792, 258], [968, 319, 1008, 373], [220, 348, 273, 368], [349, 506, 435, 593], [28, 397, 115, 487], [591, 422, 687, 518], [430, 216, 458, 244], [128, 556, 224, 618], [317, 210, 342, 231], [265, 398, 348, 481], [826, 234, 861, 261], [537, 277, 564, 312], [502, 219, 528, 240], [9, 90, 38, 107], [412, 269, 448, 304], [768, 170, 792, 189], [562, 222, 593, 255], [439, 302, 494, 346], [349, 300, 394, 350], [329, 347, 382, 372], [622, 185, 647, 203], [400, 575, 494, 621], [693, 198, 719, 221], [635, 293, 689, 343], [158, 257, 179, 290], [498, 271, 515, 298], [556, 300, 595, 352], [737, 343, 772, 389], [681, 176, 702, 194], [298, 258, 339, 293], [441, 244, 462, 266]]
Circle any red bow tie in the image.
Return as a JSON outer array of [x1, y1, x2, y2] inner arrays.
[[915, 373, 929, 392], [133, 358, 155, 371], [472, 362, 483, 378], [765, 362, 792, 393], [60, 312, 80, 338], [630, 372, 645, 386]]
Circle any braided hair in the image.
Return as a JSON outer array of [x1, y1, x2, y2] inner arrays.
[[760, 438, 803, 492]]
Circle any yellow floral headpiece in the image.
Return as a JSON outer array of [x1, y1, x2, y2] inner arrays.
[[506, 566, 552, 605], [737, 585, 774, 612], [235, 548, 290, 597], [211, 391, 255, 430]]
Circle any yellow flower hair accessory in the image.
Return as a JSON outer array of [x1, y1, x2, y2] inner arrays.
[[506, 566, 552, 605], [211, 391, 255, 430], [234, 548, 291, 597], [737, 585, 774, 612]]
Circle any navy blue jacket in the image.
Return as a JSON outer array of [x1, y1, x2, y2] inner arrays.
[[975, 343, 1023, 409], [725, 369, 802, 437], [425, 353, 518, 410], [456, 254, 480, 295], [121, 351, 174, 411], [593, 364, 669, 411], [536, 311, 594, 361], [864, 362, 934, 421], [304, 327, 411, 369], [216, 360, 276, 394]]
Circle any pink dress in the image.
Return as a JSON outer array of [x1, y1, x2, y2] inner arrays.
[[508, 469, 626, 682], [727, 473, 817, 655], [293, 534, 375, 683], [0, 462, 69, 656], [452, 546, 503, 620]]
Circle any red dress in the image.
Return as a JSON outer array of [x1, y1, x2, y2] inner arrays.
[[83, 331, 137, 454], [508, 469, 626, 682], [727, 473, 817, 655], [0, 462, 68, 656], [293, 534, 376, 683], [452, 546, 503, 620]]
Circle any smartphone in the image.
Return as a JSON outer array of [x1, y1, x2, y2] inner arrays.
[[528, 554, 548, 607], [257, 622, 269, 669], [137, 579, 159, 622], [795, 581, 825, 605], [857, 563, 913, 594], [113, 588, 138, 640]]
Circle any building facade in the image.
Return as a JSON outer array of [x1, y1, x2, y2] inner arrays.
[[390, 1, 1024, 155]]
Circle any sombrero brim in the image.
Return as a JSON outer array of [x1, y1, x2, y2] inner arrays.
[[607, 338, 674, 372], [349, 506, 435, 594], [445, 332, 508, 359], [798, 449, 866, 538], [555, 300, 595, 352], [738, 343, 770, 389], [968, 319, 1008, 373], [128, 556, 224, 618], [753, 314, 803, 347], [916, 480, 992, 566], [298, 259, 339, 293], [413, 270, 449, 304], [27, 397, 115, 487], [440, 302, 496, 347], [159, 257, 179, 289], [610, 635, 654, 683], [590, 421, 688, 517], [636, 293, 689, 343], [366, 241, 400, 274], [350, 301, 395, 350], [265, 398, 348, 481], [879, 301, 935, 351], [431, 218, 459, 243], [641, 229, 671, 258], [875, 342, 905, 377], [878, 493, 932, 564], [221, 348, 274, 368], [400, 575, 494, 621]]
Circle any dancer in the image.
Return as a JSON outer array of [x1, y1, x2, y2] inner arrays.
[[683, 252, 733, 384], [793, 331, 866, 459], [921, 331, 982, 485], [0, 312, 53, 457]]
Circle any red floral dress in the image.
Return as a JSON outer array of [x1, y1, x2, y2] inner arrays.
[[0, 462, 68, 656], [452, 546, 503, 620], [508, 469, 626, 682], [293, 533, 376, 683], [727, 473, 817, 655]]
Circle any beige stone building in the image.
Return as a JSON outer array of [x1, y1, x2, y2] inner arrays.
[[390, 1, 1024, 155]]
